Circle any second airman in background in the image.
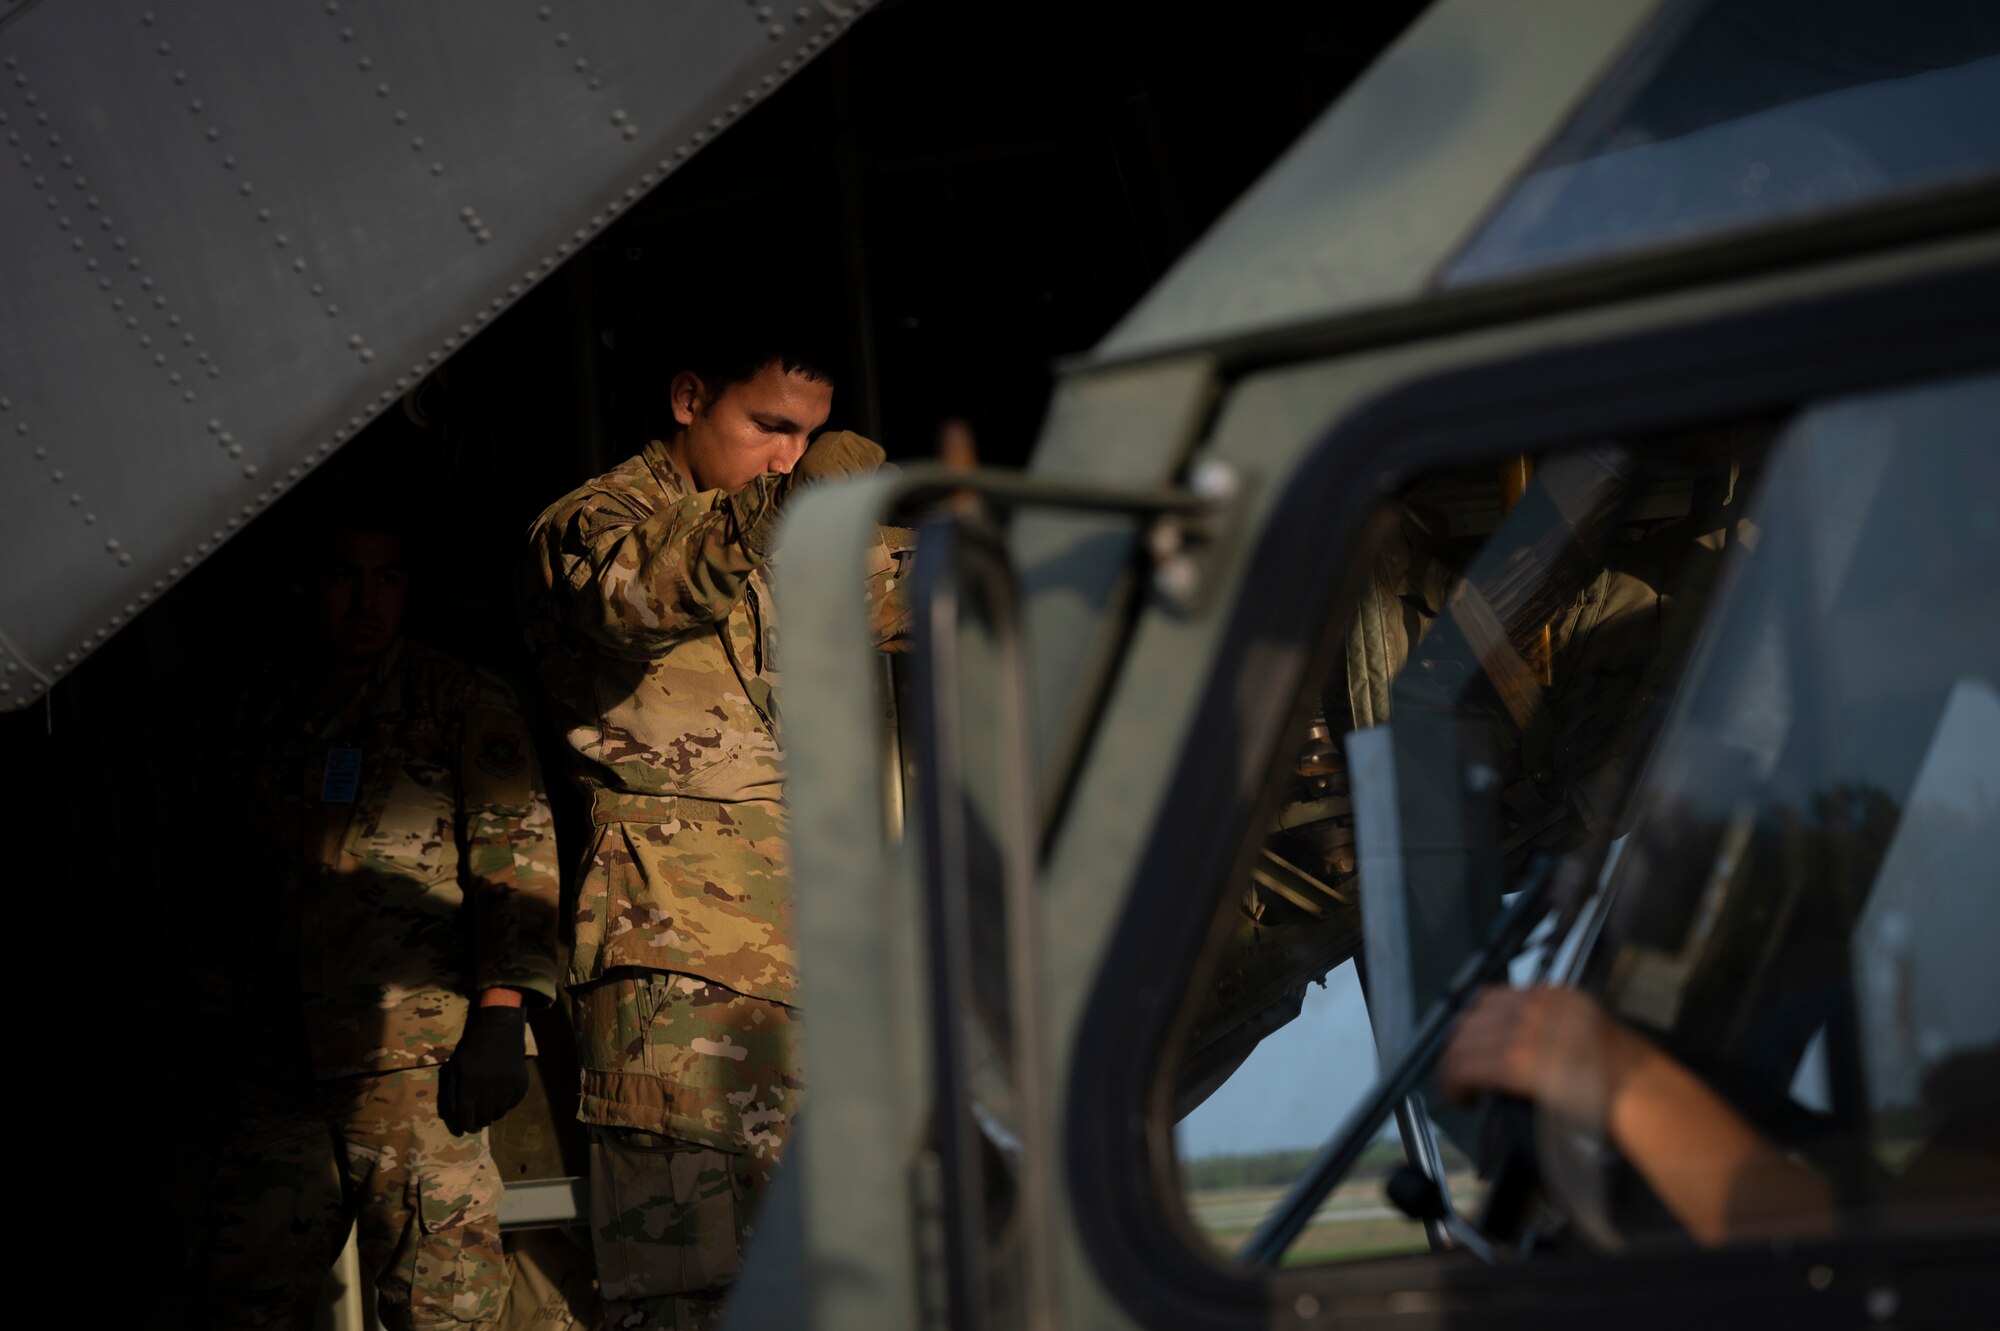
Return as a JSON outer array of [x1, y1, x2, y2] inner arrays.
[[194, 517, 562, 1331]]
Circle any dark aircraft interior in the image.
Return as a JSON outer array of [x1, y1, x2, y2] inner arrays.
[[13, 0, 1430, 1305]]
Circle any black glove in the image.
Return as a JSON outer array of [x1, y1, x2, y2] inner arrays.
[[439, 1005, 529, 1135]]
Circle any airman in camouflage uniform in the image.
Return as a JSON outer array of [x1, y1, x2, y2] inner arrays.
[[522, 336, 905, 1329], [196, 525, 561, 1330]]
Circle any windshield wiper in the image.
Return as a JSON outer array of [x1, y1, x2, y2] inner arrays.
[[1238, 854, 1561, 1267]]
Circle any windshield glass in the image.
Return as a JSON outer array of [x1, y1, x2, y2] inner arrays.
[[1172, 420, 1780, 1262], [1167, 369, 2000, 1268], [1446, 0, 2000, 285], [1571, 371, 2000, 1244]]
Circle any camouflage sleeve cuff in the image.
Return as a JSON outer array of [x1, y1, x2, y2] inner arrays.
[[730, 473, 786, 563], [481, 968, 559, 1005]]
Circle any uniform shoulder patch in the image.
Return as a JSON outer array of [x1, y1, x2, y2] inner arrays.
[[478, 731, 526, 777]]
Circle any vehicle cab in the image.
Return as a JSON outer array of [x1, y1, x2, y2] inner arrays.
[[766, 1, 2000, 1325]]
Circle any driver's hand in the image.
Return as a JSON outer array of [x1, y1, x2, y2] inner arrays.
[[1439, 985, 1648, 1133]]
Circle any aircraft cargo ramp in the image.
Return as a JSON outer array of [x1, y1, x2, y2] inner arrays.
[[0, 0, 872, 710]]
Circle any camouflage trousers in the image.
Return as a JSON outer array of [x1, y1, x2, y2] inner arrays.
[[573, 970, 801, 1330], [198, 1065, 508, 1330]]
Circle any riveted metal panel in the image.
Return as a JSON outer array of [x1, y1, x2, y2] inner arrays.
[[0, 0, 870, 709]]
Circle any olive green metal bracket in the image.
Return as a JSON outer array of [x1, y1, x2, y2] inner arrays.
[[772, 463, 1232, 1329]]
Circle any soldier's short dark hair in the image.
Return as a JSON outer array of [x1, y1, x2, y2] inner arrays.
[[675, 295, 841, 399]]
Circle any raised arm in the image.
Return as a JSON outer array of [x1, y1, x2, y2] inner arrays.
[[866, 525, 915, 650], [784, 430, 911, 648], [530, 473, 785, 660]]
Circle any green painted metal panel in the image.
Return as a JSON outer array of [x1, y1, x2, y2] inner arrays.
[[1092, 0, 1662, 364]]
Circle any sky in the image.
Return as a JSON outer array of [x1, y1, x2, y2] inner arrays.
[[1175, 959, 1384, 1161], [1173, 903, 1565, 1162]]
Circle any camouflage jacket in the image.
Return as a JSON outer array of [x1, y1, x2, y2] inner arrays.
[[522, 436, 907, 1000], [213, 641, 561, 1079]]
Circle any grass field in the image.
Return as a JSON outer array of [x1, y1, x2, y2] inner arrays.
[[1184, 1170, 1483, 1265]]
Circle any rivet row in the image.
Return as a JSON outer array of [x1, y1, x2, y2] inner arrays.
[[323, 5, 446, 180], [14, 60, 222, 420], [20, 0, 874, 702], [149, 11, 353, 358]]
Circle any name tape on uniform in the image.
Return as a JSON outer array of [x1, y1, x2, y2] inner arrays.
[[321, 746, 363, 804]]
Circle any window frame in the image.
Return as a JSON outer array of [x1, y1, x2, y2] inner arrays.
[[1063, 244, 2000, 1330]]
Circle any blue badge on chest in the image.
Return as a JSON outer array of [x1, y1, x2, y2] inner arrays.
[[321, 746, 363, 804]]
